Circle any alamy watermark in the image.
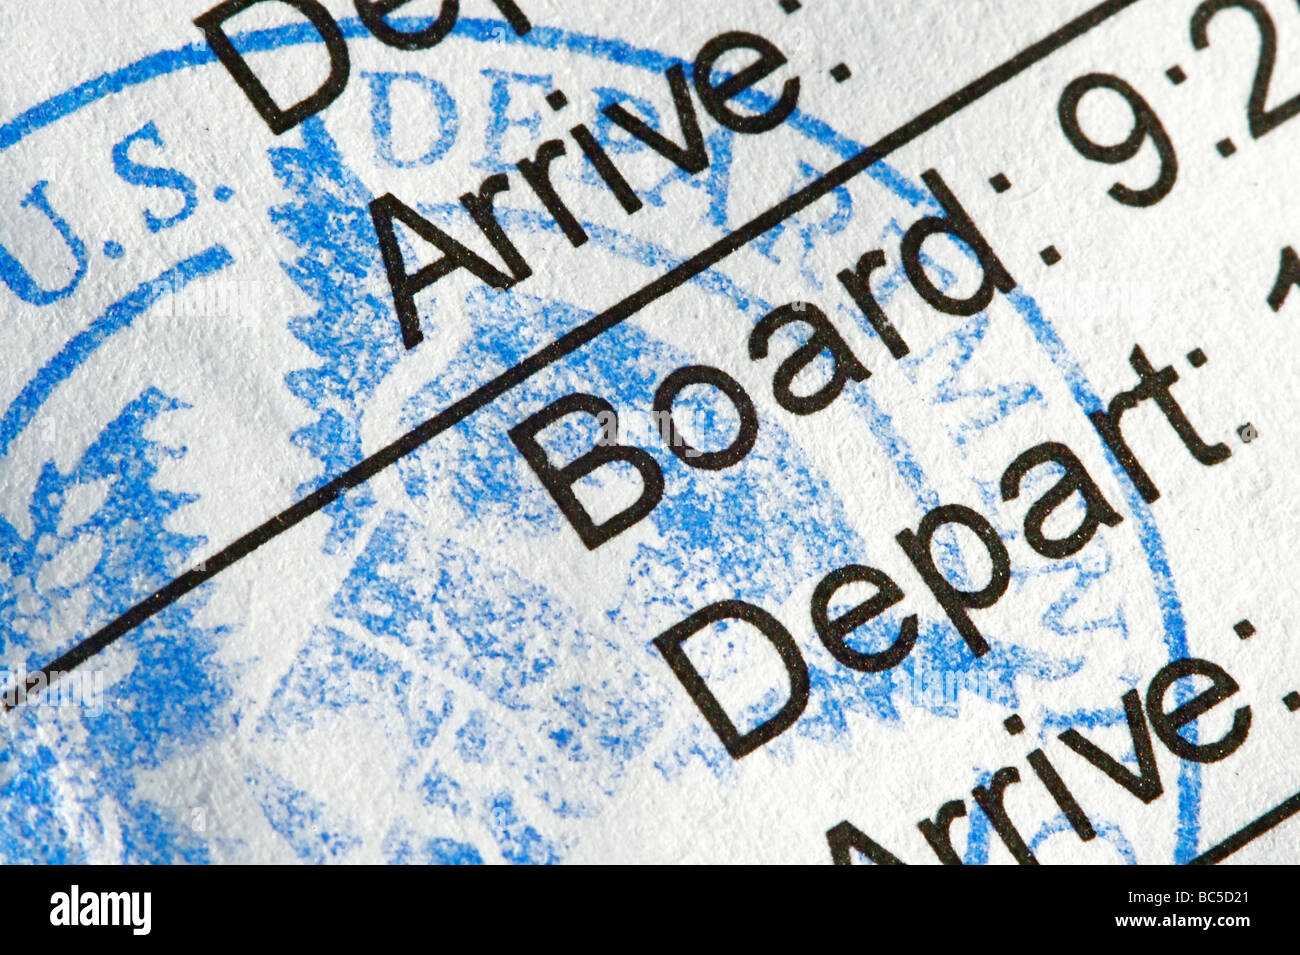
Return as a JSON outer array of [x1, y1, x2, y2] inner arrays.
[[161, 276, 266, 322], [594, 409, 708, 458], [2, 668, 104, 714]]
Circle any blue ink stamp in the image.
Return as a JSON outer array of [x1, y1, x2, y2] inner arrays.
[[0, 7, 1229, 866]]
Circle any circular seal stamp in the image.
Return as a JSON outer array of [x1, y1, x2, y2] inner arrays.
[[0, 6, 1203, 863]]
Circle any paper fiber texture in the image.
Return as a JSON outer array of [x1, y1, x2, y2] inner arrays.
[[0, 0, 1297, 865]]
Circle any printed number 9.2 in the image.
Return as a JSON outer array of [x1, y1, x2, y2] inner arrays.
[[1058, 72, 1178, 207]]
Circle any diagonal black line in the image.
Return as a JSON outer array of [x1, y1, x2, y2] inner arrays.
[[1187, 789, 1300, 865], [4, 0, 1141, 710]]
